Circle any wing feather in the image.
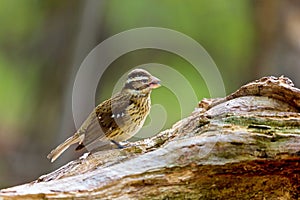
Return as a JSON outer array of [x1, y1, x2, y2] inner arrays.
[[75, 92, 132, 150]]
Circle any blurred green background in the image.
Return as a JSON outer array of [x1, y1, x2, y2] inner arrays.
[[1, 0, 299, 188]]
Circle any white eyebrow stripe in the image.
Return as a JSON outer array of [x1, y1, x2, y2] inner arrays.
[[126, 76, 149, 83]]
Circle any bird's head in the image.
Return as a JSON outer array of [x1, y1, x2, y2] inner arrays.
[[123, 69, 161, 95]]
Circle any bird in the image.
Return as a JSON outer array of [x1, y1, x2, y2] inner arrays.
[[47, 68, 161, 162]]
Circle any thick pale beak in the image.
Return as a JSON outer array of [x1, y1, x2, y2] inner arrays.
[[149, 76, 161, 89]]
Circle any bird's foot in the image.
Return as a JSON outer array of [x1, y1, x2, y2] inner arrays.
[[110, 140, 125, 149]]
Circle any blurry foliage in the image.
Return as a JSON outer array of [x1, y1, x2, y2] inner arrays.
[[0, 0, 43, 130], [105, 0, 255, 89], [0, 1, 43, 44], [0, 57, 38, 126]]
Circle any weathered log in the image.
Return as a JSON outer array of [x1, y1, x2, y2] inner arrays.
[[1, 76, 300, 199]]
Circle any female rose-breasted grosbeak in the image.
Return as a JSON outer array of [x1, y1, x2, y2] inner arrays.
[[47, 69, 160, 162]]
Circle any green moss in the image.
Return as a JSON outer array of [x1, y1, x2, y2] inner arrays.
[[224, 115, 300, 130]]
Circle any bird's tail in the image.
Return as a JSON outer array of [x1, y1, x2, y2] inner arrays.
[[47, 133, 84, 162]]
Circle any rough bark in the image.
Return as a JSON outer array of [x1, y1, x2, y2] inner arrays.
[[1, 76, 300, 199]]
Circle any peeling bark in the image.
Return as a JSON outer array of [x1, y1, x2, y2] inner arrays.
[[1, 76, 300, 199]]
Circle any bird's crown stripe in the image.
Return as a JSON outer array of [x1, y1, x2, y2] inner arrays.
[[126, 76, 149, 83]]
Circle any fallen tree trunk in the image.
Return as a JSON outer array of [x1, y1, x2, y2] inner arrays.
[[1, 76, 300, 199]]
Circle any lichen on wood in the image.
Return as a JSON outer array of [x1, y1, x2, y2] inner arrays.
[[1, 76, 300, 199]]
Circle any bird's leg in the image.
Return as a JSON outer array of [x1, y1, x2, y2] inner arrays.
[[110, 140, 125, 149]]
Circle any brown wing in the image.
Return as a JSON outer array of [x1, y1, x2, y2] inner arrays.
[[75, 92, 132, 150]]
